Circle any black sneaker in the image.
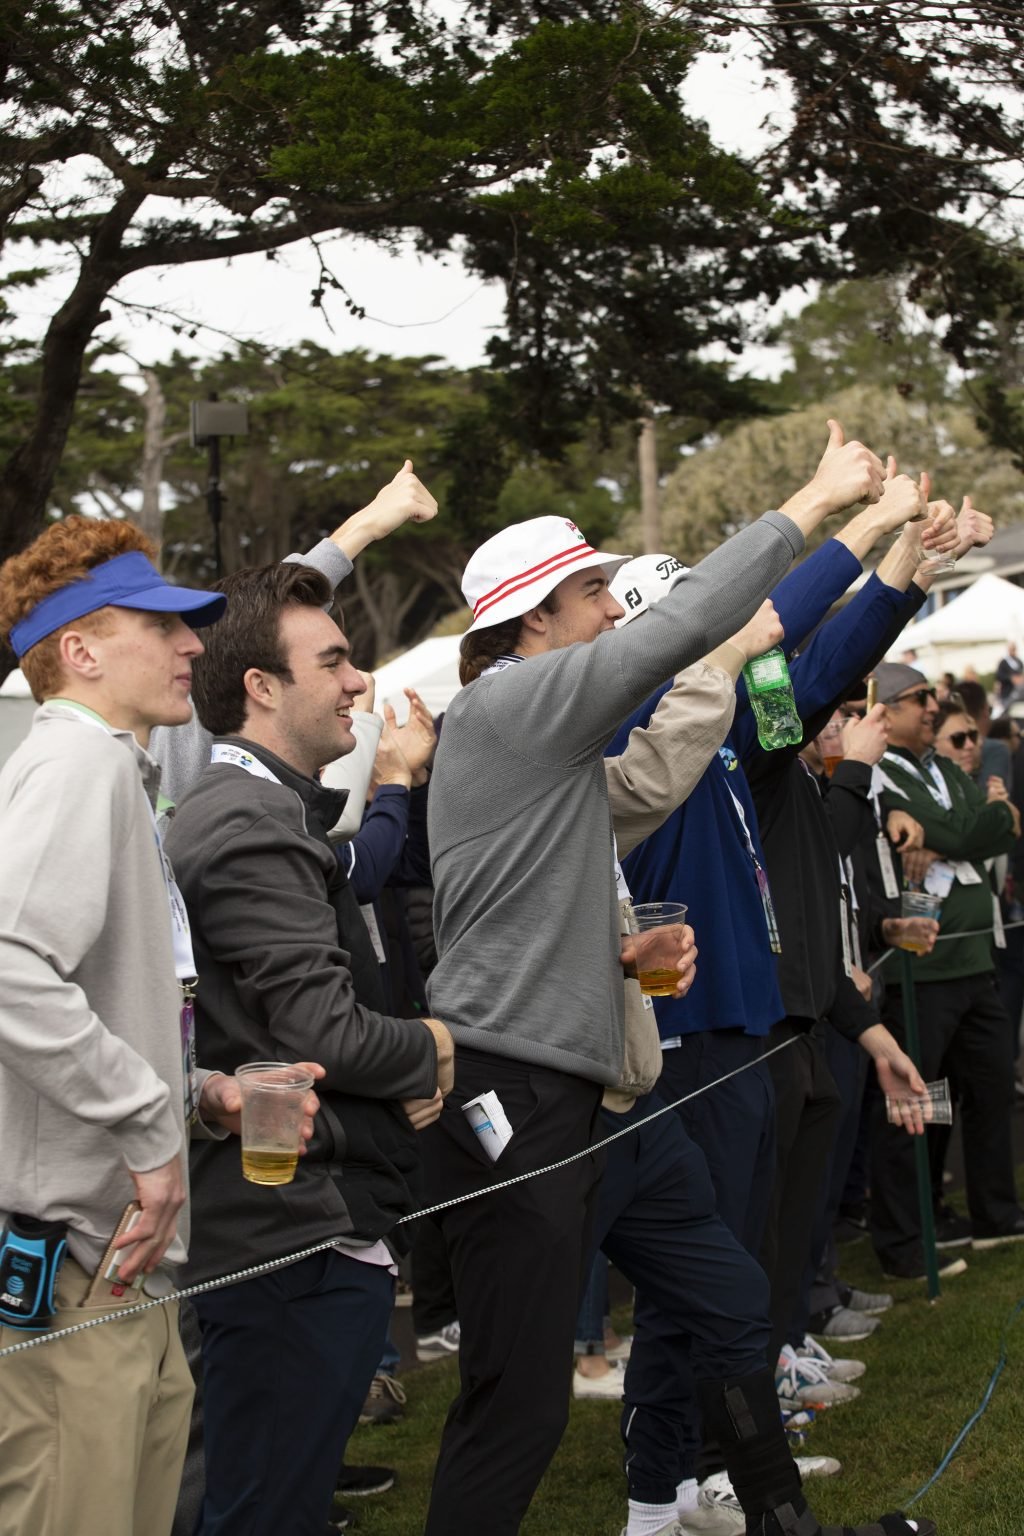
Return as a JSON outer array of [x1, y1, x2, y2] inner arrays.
[[328, 1509, 357, 1532], [336, 1464, 396, 1497], [933, 1203, 973, 1249], [972, 1213, 1024, 1251], [358, 1372, 407, 1426]]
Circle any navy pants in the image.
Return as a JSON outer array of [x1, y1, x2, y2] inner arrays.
[[193, 1250, 393, 1536], [593, 1092, 772, 1505], [660, 1029, 777, 1256]]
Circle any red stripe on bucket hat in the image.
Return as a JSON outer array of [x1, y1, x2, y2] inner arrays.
[[472, 543, 600, 620]]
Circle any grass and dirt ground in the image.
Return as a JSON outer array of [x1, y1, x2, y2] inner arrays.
[[343, 1231, 1024, 1535]]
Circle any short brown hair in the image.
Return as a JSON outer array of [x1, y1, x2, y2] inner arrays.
[[0, 516, 156, 701], [191, 562, 332, 736]]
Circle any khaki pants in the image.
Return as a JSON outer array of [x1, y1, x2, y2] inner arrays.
[[0, 1255, 193, 1536]]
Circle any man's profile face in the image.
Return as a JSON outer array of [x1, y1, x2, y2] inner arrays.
[[273, 604, 366, 771], [81, 607, 204, 740], [539, 568, 625, 651], [885, 686, 938, 754]]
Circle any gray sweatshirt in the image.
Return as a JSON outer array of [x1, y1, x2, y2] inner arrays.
[[0, 704, 190, 1273], [427, 510, 804, 1086]]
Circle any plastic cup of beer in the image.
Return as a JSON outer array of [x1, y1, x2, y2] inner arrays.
[[897, 891, 942, 954], [630, 902, 689, 997], [817, 719, 844, 778], [885, 1077, 953, 1127], [236, 1063, 314, 1186]]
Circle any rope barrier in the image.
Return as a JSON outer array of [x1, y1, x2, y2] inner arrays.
[[0, 1031, 807, 1361], [4, 915, 1019, 1362]]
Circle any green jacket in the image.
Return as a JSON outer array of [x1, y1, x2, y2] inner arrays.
[[879, 748, 1016, 983]]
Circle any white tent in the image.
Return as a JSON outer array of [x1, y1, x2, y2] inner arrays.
[[0, 667, 32, 699], [372, 634, 463, 720], [886, 572, 1024, 680]]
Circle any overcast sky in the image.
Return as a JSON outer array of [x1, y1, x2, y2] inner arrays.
[[9, 45, 787, 377]]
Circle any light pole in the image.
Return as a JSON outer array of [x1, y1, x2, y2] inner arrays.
[[190, 395, 249, 578]]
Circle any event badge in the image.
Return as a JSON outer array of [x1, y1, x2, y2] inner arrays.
[[876, 834, 900, 900]]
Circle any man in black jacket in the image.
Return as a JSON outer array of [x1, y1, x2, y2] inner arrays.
[[165, 562, 455, 1536]]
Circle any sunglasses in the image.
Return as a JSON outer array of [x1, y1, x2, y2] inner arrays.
[[893, 688, 937, 708], [941, 729, 979, 749]]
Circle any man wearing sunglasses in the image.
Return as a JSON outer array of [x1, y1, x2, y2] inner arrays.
[[870, 662, 1024, 1276]]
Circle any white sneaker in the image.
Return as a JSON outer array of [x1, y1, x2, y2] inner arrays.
[[684, 1473, 744, 1534], [415, 1320, 461, 1362], [796, 1334, 866, 1382], [794, 1453, 842, 1477], [776, 1345, 860, 1408], [619, 1524, 688, 1536], [573, 1359, 626, 1400]]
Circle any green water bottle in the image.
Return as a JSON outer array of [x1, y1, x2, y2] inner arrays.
[[743, 646, 803, 750]]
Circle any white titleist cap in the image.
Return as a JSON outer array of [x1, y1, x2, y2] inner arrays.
[[610, 553, 690, 627], [462, 516, 628, 635]]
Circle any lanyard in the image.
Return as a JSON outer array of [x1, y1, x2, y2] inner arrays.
[[882, 750, 952, 811], [722, 774, 781, 954]]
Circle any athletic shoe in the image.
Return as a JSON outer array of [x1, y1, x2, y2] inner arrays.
[[618, 1524, 687, 1536], [415, 1319, 461, 1362], [881, 1253, 968, 1281], [934, 1203, 973, 1249], [972, 1214, 1024, 1250], [572, 1360, 626, 1400], [328, 1509, 356, 1531], [807, 1304, 879, 1342], [618, 1523, 687, 1536], [837, 1282, 893, 1316], [776, 1345, 860, 1408], [358, 1372, 407, 1426], [794, 1454, 842, 1477], [605, 1333, 633, 1362], [797, 1335, 865, 1382], [335, 1464, 395, 1497], [685, 1471, 744, 1533]]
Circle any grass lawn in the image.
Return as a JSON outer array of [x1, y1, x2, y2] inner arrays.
[[341, 1237, 1024, 1535]]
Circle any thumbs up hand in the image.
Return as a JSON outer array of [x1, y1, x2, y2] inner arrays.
[[809, 418, 886, 514]]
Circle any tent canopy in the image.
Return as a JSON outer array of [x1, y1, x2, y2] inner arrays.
[[887, 573, 1024, 657], [372, 634, 463, 720]]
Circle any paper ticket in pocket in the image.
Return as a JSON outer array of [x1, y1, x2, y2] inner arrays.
[[461, 1091, 514, 1162]]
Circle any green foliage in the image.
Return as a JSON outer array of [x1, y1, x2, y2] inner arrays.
[[651, 384, 1024, 566], [3, 0, 1024, 575]]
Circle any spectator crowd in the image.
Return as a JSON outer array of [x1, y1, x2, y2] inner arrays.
[[1, 425, 1022, 1536]]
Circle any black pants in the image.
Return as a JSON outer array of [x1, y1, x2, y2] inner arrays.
[[410, 1212, 457, 1336], [421, 1048, 603, 1536], [871, 972, 1020, 1265], [758, 1021, 841, 1368]]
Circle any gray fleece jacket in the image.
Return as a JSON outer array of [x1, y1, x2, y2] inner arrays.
[[0, 703, 191, 1274], [427, 510, 804, 1087]]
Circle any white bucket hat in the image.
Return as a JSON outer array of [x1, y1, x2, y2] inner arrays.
[[609, 553, 690, 627], [462, 516, 628, 635]]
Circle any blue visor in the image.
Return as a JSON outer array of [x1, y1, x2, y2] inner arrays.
[[9, 551, 227, 658]]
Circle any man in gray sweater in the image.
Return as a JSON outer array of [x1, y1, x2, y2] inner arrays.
[[421, 423, 887, 1535], [0, 515, 243, 1536]]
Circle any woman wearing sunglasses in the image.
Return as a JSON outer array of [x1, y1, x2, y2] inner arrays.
[[932, 700, 983, 779]]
